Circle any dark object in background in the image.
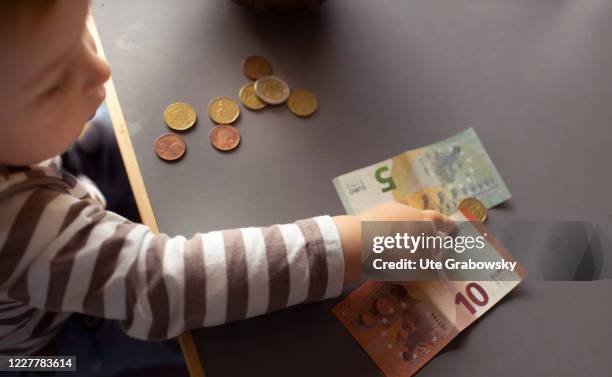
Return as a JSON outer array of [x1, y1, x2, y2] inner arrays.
[[231, 0, 326, 11]]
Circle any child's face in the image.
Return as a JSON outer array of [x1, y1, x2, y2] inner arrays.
[[0, 0, 110, 165]]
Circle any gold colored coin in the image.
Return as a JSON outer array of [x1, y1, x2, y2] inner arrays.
[[208, 97, 240, 124], [210, 125, 241, 152], [163, 102, 197, 131], [242, 56, 272, 80], [287, 89, 318, 117], [254, 75, 291, 105], [239, 83, 266, 111], [458, 197, 487, 222]]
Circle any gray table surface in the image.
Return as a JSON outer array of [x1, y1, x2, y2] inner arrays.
[[93, 0, 612, 375]]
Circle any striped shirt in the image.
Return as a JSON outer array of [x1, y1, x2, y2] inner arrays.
[[0, 157, 345, 355]]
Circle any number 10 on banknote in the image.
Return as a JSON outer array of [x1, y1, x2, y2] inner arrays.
[[332, 128, 511, 215]]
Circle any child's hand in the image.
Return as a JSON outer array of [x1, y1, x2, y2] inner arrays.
[[333, 202, 454, 284]]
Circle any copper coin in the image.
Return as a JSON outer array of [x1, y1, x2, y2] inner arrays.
[[155, 133, 186, 161], [375, 297, 396, 317], [242, 56, 272, 80], [210, 125, 240, 152]]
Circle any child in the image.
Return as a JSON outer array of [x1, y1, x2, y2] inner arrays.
[[0, 0, 452, 356]]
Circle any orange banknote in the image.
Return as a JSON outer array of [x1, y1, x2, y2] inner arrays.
[[332, 215, 527, 376]]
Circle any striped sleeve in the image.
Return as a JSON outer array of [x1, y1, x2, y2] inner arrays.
[[0, 189, 345, 341]]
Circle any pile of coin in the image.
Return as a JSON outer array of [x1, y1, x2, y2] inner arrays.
[[155, 97, 242, 160], [240, 55, 319, 117], [155, 102, 197, 161], [208, 97, 241, 151], [155, 55, 319, 161]]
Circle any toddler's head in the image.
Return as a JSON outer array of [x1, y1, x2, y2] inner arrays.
[[0, 0, 110, 165]]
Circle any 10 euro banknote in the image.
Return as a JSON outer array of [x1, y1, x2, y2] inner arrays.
[[332, 128, 511, 215], [332, 209, 527, 376]]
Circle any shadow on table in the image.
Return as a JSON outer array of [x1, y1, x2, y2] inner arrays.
[[488, 221, 612, 281]]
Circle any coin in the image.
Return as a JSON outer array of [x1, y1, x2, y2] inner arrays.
[[208, 97, 240, 125], [154, 133, 186, 161], [254, 75, 291, 105], [239, 83, 266, 111], [163, 102, 197, 131], [287, 89, 318, 117], [458, 197, 487, 222], [210, 125, 240, 152], [242, 56, 272, 80]]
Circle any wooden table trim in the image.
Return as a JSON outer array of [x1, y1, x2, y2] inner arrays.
[[88, 14, 205, 377]]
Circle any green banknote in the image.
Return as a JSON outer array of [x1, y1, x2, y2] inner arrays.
[[332, 128, 511, 215]]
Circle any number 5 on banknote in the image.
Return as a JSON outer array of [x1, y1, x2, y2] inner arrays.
[[375, 166, 397, 193]]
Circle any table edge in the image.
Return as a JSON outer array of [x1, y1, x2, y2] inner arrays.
[[88, 14, 205, 377]]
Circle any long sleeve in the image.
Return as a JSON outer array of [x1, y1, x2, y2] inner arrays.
[[0, 188, 345, 342]]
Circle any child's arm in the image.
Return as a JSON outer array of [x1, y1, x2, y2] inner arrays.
[[0, 189, 450, 341]]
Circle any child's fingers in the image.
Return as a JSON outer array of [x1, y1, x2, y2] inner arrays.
[[421, 210, 456, 234]]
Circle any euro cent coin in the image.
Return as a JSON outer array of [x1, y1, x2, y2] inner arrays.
[[239, 83, 266, 111], [242, 56, 272, 80], [208, 97, 240, 124], [163, 102, 197, 131], [254, 75, 291, 105], [210, 125, 240, 152], [155, 133, 187, 161], [458, 197, 487, 222], [287, 89, 318, 117]]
